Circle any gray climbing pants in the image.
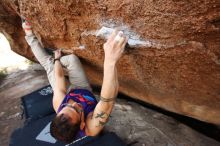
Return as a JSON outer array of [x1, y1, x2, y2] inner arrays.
[[25, 34, 92, 92]]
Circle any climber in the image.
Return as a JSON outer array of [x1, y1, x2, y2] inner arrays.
[[22, 18, 128, 144]]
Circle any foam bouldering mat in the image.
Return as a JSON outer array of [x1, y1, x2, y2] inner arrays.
[[10, 86, 126, 146], [10, 114, 126, 146], [21, 85, 54, 121]]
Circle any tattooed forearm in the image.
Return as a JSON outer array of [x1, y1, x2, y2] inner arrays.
[[94, 111, 109, 127], [95, 111, 107, 119], [100, 96, 115, 102], [96, 120, 108, 127]]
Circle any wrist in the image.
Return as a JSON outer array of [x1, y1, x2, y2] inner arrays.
[[104, 60, 117, 67], [54, 58, 60, 63], [54, 57, 60, 60], [25, 30, 33, 36]]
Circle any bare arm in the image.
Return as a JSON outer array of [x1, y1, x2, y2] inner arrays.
[[86, 30, 128, 136], [22, 19, 66, 112], [53, 50, 67, 112]]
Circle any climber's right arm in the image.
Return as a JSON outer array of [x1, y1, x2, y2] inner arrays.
[[53, 50, 67, 112]]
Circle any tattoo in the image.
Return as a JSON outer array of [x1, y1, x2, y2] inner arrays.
[[96, 120, 107, 127], [94, 111, 110, 127], [100, 96, 115, 102], [95, 111, 107, 119]]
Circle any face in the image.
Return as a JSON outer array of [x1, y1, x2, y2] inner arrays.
[[58, 102, 83, 124]]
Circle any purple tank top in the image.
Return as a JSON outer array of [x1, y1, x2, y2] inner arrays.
[[57, 89, 97, 139]]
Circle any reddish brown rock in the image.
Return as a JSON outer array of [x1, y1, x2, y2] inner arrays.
[[0, 1, 36, 61], [0, 0, 220, 124]]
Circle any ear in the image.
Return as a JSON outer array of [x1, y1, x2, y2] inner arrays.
[[80, 112, 85, 130], [80, 120, 85, 130]]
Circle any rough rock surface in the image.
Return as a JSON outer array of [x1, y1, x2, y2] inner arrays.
[[0, 68, 49, 146], [0, 0, 220, 124], [0, 65, 219, 146], [107, 101, 220, 146]]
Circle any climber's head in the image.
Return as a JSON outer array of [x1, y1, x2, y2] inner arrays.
[[50, 102, 85, 144]]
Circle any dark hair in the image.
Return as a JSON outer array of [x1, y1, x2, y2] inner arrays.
[[50, 113, 80, 144]]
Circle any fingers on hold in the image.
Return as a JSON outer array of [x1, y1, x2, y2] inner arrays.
[[108, 29, 119, 43], [114, 35, 121, 43], [118, 36, 126, 46], [122, 42, 127, 50], [113, 31, 124, 43], [24, 28, 32, 31], [124, 36, 129, 45], [26, 21, 30, 26], [121, 37, 128, 49], [125, 36, 129, 42], [22, 22, 31, 28], [118, 31, 124, 37]]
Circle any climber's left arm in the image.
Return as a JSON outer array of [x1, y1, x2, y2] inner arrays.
[[85, 30, 128, 136]]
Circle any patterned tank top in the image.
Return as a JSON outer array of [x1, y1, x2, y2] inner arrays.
[[57, 89, 97, 139]]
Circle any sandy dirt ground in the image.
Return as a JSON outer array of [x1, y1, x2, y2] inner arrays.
[[0, 67, 49, 146]]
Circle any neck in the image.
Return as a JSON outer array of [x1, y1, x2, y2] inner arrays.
[[68, 99, 75, 104]]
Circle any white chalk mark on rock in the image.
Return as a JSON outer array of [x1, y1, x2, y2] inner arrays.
[[69, 45, 86, 51], [81, 24, 187, 49], [79, 45, 85, 50], [96, 26, 152, 48]]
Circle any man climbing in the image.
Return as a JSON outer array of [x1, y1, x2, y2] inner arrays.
[[22, 18, 128, 144]]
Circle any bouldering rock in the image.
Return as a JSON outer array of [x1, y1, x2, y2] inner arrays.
[[0, 1, 36, 61], [0, 0, 220, 124]]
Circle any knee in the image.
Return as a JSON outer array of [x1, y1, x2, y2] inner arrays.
[[60, 54, 81, 67], [68, 54, 79, 62]]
